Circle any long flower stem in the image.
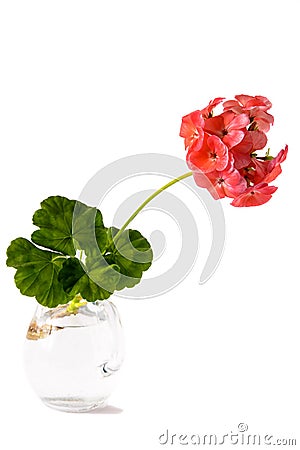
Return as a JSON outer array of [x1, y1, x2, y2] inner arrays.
[[113, 171, 193, 243]]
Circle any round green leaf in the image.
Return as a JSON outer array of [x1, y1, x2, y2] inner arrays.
[[31, 196, 107, 256], [6, 238, 71, 307]]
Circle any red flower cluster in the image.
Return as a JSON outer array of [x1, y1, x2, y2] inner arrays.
[[180, 95, 288, 207]]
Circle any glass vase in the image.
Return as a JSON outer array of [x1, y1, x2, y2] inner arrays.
[[24, 300, 124, 412]]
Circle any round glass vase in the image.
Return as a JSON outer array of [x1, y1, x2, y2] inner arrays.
[[24, 299, 124, 413]]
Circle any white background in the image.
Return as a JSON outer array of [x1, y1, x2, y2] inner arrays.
[[0, 0, 299, 448]]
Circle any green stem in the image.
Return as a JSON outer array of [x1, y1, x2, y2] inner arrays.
[[52, 255, 67, 262], [113, 171, 193, 243], [66, 294, 87, 314]]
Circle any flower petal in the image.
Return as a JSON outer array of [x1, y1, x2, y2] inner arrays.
[[207, 135, 229, 171], [223, 169, 247, 198], [263, 165, 282, 183], [180, 110, 205, 151], [203, 115, 224, 138], [226, 113, 250, 131], [200, 97, 224, 118], [235, 94, 254, 107], [251, 130, 267, 150], [223, 130, 245, 148]]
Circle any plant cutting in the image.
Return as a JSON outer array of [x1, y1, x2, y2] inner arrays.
[[6, 94, 288, 412]]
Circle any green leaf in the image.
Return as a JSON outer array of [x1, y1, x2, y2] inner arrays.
[[6, 238, 71, 307], [31, 196, 107, 256], [7, 196, 154, 307], [72, 200, 107, 254], [105, 227, 153, 290], [58, 257, 120, 301]]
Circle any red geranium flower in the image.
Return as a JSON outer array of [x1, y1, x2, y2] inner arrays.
[[247, 145, 289, 185], [231, 130, 268, 170], [263, 145, 288, 183], [231, 182, 278, 207], [248, 158, 268, 185], [224, 95, 272, 112], [179, 110, 205, 152], [192, 155, 247, 200], [199, 97, 224, 119], [249, 108, 274, 132], [187, 134, 229, 173], [224, 94, 274, 132], [204, 111, 249, 148]]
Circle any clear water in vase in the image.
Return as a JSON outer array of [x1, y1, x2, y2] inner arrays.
[[24, 300, 124, 412]]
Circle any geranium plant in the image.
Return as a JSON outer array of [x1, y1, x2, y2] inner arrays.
[[7, 95, 287, 309]]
